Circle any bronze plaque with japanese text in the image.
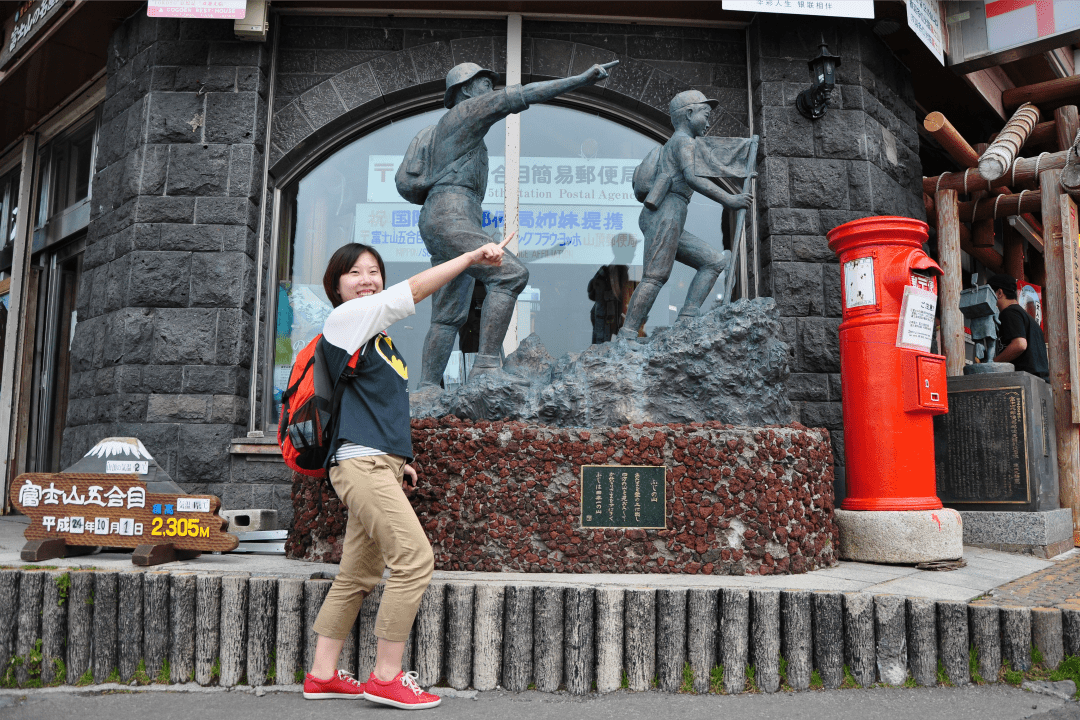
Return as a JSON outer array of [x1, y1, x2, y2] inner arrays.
[[579, 465, 666, 529]]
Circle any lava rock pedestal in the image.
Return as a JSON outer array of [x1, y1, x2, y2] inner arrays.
[[835, 509, 963, 563]]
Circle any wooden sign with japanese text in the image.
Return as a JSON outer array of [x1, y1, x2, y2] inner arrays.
[[11, 473, 238, 552], [1060, 194, 1080, 423], [579, 465, 666, 529]]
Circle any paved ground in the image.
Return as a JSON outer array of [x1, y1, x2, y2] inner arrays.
[[972, 552, 1080, 608], [0, 684, 1076, 720], [0, 513, 1074, 603]]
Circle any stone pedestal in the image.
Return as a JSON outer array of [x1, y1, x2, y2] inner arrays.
[[958, 509, 1073, 559], [835, 509, 963, 563], [934, 371, 1058, 511], [933, 372, 1068, 557]]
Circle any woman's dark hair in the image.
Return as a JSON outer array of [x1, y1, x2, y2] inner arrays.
[[323, 243, 386, 307]]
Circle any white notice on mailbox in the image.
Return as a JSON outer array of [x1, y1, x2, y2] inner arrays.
[[106, 460, 149, 474], [896, 285, 937, 351]]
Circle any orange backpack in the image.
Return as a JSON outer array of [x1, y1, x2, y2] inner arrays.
[[278, 335, 361, 478]]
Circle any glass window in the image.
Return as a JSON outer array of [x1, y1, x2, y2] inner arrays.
[[0, 166, 19, 273], [34, 113, 97, 250], [271, 103, 736, 424]]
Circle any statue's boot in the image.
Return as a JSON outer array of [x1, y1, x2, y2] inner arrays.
[[677, 250, 729, 322], [469, 289, 517, 380], [617, 279, 662, 340], [419, 322, 460, 389]]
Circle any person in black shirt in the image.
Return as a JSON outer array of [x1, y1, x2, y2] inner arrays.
[[988, 274, 1049, 379]]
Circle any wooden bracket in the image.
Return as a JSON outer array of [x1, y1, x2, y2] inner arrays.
[[131, 543, 202, 567], [20, 539, 97, 562], [21, 539, 67, 562]]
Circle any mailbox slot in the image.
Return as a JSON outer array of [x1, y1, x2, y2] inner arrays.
[[902, 351, 948, 414]]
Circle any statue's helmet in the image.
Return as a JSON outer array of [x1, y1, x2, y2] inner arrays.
[[444, 62, 499, 109], [668, 89, 719, 116]]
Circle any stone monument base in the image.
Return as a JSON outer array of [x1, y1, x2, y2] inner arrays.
[[288, 417, 839, 575], [835, 508, 963, 563], [958, 509, 1073, 559]]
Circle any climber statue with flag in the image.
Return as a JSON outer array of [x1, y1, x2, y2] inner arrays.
[[620, 90, 757, 340]]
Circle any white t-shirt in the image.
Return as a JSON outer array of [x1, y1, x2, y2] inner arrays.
[[322, 281, 415, 461]]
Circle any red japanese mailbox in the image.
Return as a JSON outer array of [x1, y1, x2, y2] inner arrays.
[[827, 216, 948, 511]]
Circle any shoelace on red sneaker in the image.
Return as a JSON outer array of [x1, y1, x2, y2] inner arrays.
[[400, 671, 424, 697], [337, 670, 363, 688]]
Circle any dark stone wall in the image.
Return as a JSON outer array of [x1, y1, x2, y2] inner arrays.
[[748, 15, 925, 496], [288, 418, 838, 575], [62, 10, 273, 510], [267, 16, 747, 173]]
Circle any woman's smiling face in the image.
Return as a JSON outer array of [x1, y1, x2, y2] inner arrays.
[[337, 251, 384, 302]]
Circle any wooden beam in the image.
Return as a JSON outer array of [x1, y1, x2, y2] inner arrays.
[[958, 190, 1042, 222], [1025, 120, 1057, 148], [924, 112, 980, 168], [1003, 221, 1026, 281], [936, 189, 965, 377], [972, 219, 995, 247], [959, 235, 1004, 274], [1004, 75, 1080, 111], [923, 150, 1067, 195], [1056, 106, 1080, 153], [979, 104, 1041, 181], [1040, 168, 1080, 535]]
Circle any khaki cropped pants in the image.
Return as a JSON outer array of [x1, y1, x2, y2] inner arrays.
[[312, 454, 434, 643]]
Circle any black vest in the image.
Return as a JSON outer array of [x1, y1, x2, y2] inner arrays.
[[324, 332, 413, 463]]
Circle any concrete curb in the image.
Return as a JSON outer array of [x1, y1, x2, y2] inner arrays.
[[0, 568, 1077, 694]]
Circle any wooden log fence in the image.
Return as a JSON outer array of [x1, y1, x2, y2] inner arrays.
[[2, 569, 1080, 695]]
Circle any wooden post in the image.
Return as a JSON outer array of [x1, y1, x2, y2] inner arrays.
[[924, 112, 980, 168], [195, 575, 221, 686], [92, 571, 119, 684], [1055, 106, 1079, 151], [275, 579, 304, 686], [118, 572, 143, 683], [170, 574, 196, 684], [1041, 168, 1080, 535], [936, 189, 966, 375], [41, 571, 67, 685], [143, 571, 170, 681], [247, 577, 277, 687]]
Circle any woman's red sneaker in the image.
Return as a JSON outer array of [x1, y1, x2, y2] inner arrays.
[[302, 670, 366, 699], [364, 670, 442, 709]]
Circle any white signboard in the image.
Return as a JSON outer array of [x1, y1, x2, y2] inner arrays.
[[148, 0, 247, 20], [843, 257, 876, 309], [368, 155, 639, 206], [106, 460, 149, 475], [354, 203, 645, 265], [721, 0, 874, 19], [906, 0, 945, 65], [177, 497, 211, 513], [896, 285, 938, 351]]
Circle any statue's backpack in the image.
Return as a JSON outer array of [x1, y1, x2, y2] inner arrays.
[[631, 146, 661, 203], [396, 125, 477, 205], [395, 125, 438, 205]]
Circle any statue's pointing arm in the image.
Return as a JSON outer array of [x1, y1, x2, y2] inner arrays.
[[675, 137, 753, 211], [520, 60, 619, 106]]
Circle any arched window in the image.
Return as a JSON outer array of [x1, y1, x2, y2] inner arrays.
[[270, 103, 733, 423]]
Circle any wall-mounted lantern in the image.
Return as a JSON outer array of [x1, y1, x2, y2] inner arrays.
[[796, 38, 842, 121]]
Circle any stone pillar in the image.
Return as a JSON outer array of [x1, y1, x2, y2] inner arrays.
[[63, 12, 268, 503], [748, 14, 924, 501]]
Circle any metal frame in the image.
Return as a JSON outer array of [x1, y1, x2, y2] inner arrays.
[[246, 12, 281, 436], [0, 135, 36, 511]]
